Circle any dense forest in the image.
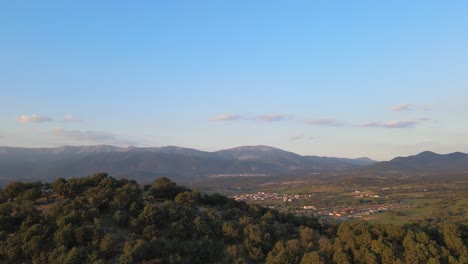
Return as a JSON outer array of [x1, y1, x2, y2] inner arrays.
[[0, 173, 467, 264]]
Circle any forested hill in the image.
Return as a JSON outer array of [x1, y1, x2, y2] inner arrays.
[[0, 174, 467, 264]]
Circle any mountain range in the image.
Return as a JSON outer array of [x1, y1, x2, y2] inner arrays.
[[367, 151, 468, 173], [0, 145, 467, 183]]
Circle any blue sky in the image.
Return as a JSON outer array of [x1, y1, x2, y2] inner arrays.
[[1, 1, 467, 160]]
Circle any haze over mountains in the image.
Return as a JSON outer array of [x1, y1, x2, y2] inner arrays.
[[0, 145, 467, 183]]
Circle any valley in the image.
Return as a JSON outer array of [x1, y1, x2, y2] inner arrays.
[[193, 172, 468, 225]]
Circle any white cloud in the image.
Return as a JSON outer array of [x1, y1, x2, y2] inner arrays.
[[63, 115, 82, 122], [359, 118, 430, 128], [52, 128, 139, 146], [17, 114, 53, 123], [383, 120, 419, 128], [256, 114, 289, 122], [305, 118, 342, 126], [391, 104, 413, 111], [391, 103, 435, 111], [209, 114, 241, 122], [210, 113, 290, 122], [359, 122, 380, 128]]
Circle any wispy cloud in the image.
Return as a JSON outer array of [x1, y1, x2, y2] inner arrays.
[[464, 102, 468, 106], [359, 122, 381, 128], [391, 104, 413, 111], [52, 128, 139, 145], [305, 118, 342, 126], [256, 114, 289, 122], [63, 115, 82, 122], [209, 114, 241, 122], [210, 113, 290, 122], [359, 118, 430, 128], [391, 103, 434, 111], [17, 114, 53, 123], [384, 120, 420, 128]]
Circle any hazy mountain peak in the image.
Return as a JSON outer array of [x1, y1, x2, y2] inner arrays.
[[370, 150, 468, 172], [356, 157, 377, 162], [416, 150, 439, 156], [224, 145, 282, 152]]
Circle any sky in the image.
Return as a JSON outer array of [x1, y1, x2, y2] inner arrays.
[[1, 1, 467, 160]]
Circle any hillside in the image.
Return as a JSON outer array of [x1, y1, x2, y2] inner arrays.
[[0, 174, 466, 263]]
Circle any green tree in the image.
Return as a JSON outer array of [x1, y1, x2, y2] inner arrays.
[[266, 240, 301, 264], [301, 251, 324, 264], [119, 239, 152, 264], [223, 222, 239, 241], [113, 210, 129, 227], [99, 233, 116, 259], [51, 178, 67, 196], [150, 177, 188, 200], [54, 224, 76, 248], [63, 247, 83, 264], [1, 181, 27, 199], [440, 223, 467, 259], [332, 250, 350, 264]]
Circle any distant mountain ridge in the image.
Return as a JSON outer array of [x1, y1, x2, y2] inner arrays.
[[367, 151, 468, 172], [0, 145, 466, 184], [0, 145, 376, 182]]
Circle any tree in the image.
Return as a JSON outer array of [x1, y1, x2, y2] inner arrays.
[[113, 210, 129, 227], [299, 226, 316, 250], [51, 178, 67, 196], [440, 223, 467, 259], [301, 251, 324, 264], [223, 222, 239, 241], [137, 204, 162, 227], [119, 239, 152, 264], [332, 250, 351, 264], [54, 224, 76, 248], [1, 181, 27, 199], [111, 182, 143, 210], [99, 234, 117, 259], [63, 247, 83, 264], [150, 177, 188, 200], [266, 240, 301, 264], [243, 223, 272, 261]]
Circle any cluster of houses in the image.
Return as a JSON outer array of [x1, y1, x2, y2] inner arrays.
[[296, 203, 412, 219], [351, 190, 380, 198], [233, 192, 315, 202], [232, 190, 412, 220], [312, 205, 389, 218]]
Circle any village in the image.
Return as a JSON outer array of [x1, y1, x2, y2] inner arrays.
[[233, 192, 316, 203], [232, 191, 412, 220]]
